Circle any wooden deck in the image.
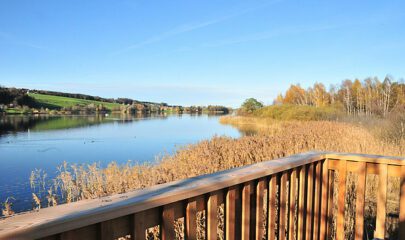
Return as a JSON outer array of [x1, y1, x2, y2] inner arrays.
[[0, 151, 404, 240]]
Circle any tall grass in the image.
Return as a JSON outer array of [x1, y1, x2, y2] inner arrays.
[[22, 119, 404, 210], [253, 104, 343, 121], [3, 117, 404, 239]]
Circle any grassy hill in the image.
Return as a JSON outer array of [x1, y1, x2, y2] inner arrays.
[[28, 93, 122, 110]]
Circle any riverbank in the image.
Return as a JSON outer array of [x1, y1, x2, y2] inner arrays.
[[19, 117, 404, 215]]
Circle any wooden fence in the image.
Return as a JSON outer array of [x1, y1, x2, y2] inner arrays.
[[0, 152, 404, 240]]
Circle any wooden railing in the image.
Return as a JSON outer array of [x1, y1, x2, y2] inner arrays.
[[0, 152, 404, 240]]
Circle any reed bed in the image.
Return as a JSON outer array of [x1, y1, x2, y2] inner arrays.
[[24, 118, 404, 208], [3, 117, 404, 239]]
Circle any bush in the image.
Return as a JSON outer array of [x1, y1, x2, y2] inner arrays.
[[254, 104, 343, 121], [239, 98, 263, 114]]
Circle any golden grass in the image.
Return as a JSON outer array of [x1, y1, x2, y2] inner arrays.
[[24, 116, 404, 208], [4, 116, 404, 238]]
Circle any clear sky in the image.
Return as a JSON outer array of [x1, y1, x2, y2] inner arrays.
[[1, 0, 404, 107]]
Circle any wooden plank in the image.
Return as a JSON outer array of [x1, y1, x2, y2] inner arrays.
[[60, 224, 98, 240], [366, 162, 379, 175], [133, 208, 160, 240], [196, 195, 205, 212], [242, 182, 253, 240], [325, 153, 405, 166], [374, 164, 387, 239], [279, 172, 288, 240], [336, 160, 347, 240], [100, 215, 131, 240], [354, 162, 366, 240], [388, 164, 402, 177], [207, 191, 221, 240], [226, 185, 240, 240], [297, 165, 307, 240], [328, 159, 340, 170], [186, 198, 197, 240], [399, 165, 405, 239], [326, 170, 335, 239], [319, 160, 329, 240], [305, 163, 314, 240], [162, 203, 176, 240], [268, 175, 278, 240], [255, 179, 266, 240], [313, 161, 322, 240], [288, 169, 298, 239]]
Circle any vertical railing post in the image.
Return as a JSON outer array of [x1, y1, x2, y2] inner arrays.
[[399, 165, 405, 239], [305, 163, 314, 240], [374, 164, 387, 239], [279, 172, 288, 240], [255, 179, 266, 240], [242, 182, 253, 240], [288, 169, 298, 239], [162, 204, 176, 240], [319, 159, 329, 240], [268, 175, 278, 240], [336, 160, 347, 240], [354, 162, 366, 240], [207, 191, 223, 240], [313, 162, 322, 240], [297, 165, 307, 240], [186, 198, 198, 240], [226, 185, 241, 240]]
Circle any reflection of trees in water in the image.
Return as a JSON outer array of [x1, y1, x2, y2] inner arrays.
[[0, 113, 175, 136], [0, 116, 39, 134]]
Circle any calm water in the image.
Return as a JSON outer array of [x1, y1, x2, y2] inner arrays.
[[0, 114, 241, 212]]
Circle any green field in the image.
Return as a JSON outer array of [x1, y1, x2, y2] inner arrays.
[[28, 93, 122, 110]]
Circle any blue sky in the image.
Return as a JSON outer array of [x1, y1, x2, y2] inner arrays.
[[1, 0, 404, 107]]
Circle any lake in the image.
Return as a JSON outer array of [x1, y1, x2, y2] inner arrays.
[[0, 114, 242, 213]]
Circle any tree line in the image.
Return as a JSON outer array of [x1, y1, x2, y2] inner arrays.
[[0, 86, 231, 115], [274, 76, 405, 117], [0, 87, 36, 108]]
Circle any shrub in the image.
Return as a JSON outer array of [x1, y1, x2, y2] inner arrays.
[[239, 98, 263, 115], [253, 104, 343, 121]]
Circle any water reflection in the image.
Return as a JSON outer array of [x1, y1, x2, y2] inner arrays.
[[0, 113, 241, 213]]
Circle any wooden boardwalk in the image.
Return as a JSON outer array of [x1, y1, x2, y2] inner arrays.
[[0, 151, 404, 240]]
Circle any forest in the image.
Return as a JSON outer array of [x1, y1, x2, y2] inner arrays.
[[274, 76, 405, 117]]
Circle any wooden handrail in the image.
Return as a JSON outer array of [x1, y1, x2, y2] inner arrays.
[[0, 151, 404, 240]]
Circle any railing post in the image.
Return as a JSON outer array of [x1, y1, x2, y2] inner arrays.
[[319, 159, 329, 240], [162, 204, 175, 240], [268, 175, 278, 240], [242, 182, 253, 240], [297, 165, 307, 240], [279, 172, 288, 240], [355, 162, 366, 240], [288, 169, 298, 239], [374, 164, 387, 239], [186, 198, 198, 240], [207, 191, 223, 240], [336, 160, 347, 240], [255, 178, 266, 240], [305, 163, 314, 240], [399, 165, 405, 239], [313, 162, 322, 240], [133, 208, 160, 240], [226, 185, 241, 240]]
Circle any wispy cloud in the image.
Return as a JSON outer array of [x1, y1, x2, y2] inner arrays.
[[114, 0, 282, 54], [202, 23, 352, 48], [202, 12, 394, 48], [0, 31, 46, 50]]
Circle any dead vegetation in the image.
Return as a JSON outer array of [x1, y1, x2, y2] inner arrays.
[[2, 117, 404, 239]]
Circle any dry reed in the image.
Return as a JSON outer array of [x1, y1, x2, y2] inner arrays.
[[2, 117, 404, 239]]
